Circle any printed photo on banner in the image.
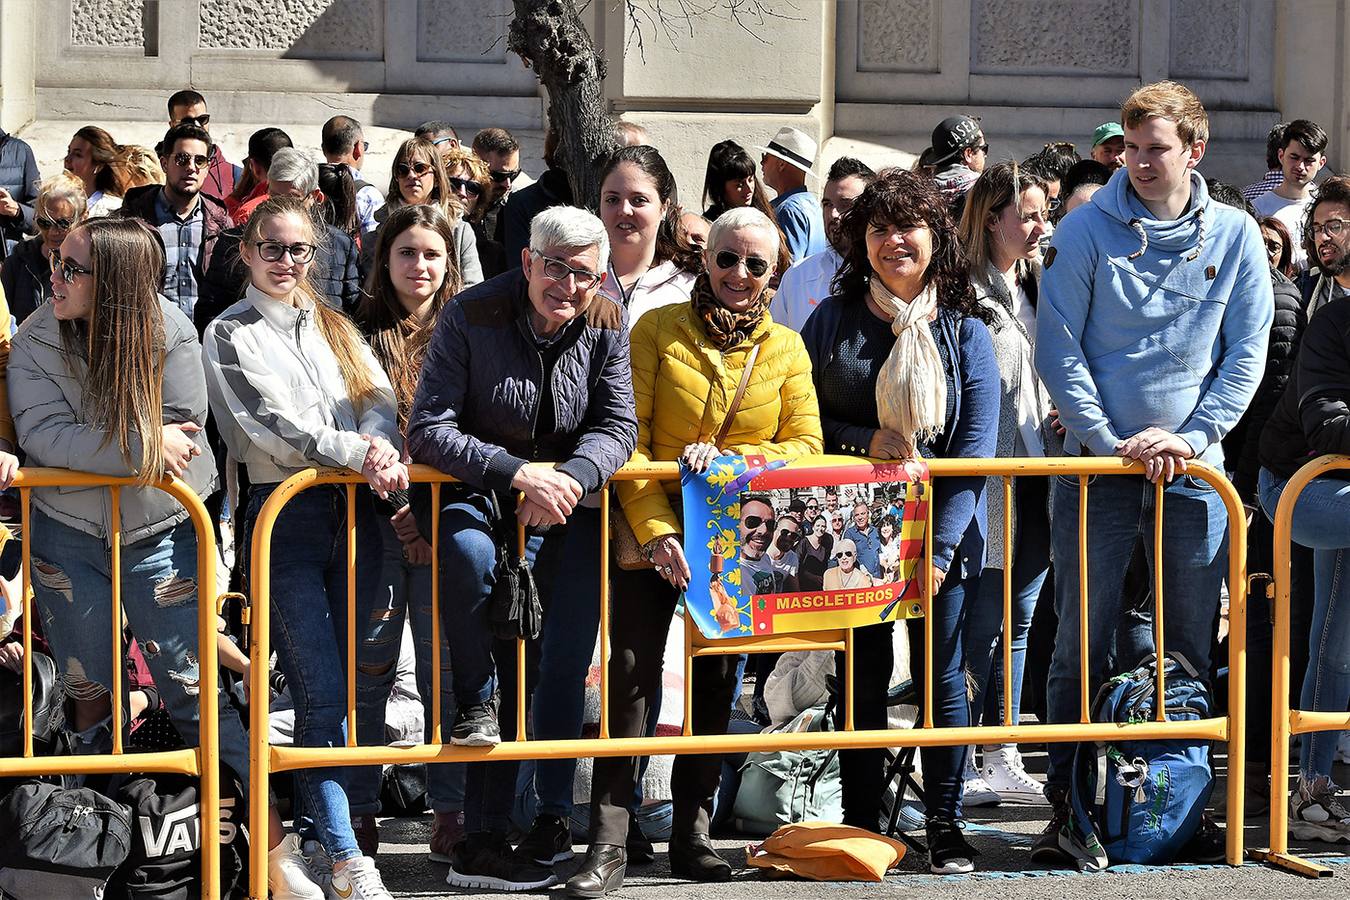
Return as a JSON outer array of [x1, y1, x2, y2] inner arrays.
[[682, 455, 929, 641]]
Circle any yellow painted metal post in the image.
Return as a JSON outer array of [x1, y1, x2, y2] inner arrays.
[[431, 482, 442, 744], [346, 483, 357, 747], [599, 487, 611, 739], [110, 486, 124, 754], [20, 487, 32, 759], [1154, 478, 1166, 721], [1078, 475, 1090, 723], [923, 480, 934, 729], [1002, 476, 1013, 728]]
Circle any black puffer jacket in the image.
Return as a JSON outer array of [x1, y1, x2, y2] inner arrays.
[[194, 222, 362, 334], [406, 268, 637, 495], [1259, 295, 1350, 480], [1225, 268, 1307, 500], [0, 235, 49, 324], [0, 131, 39, 256]]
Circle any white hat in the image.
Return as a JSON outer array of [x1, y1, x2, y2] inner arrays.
[[756, 126, 818, 177]]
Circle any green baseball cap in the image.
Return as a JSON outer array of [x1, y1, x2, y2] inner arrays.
[[1092, 122, 1124, 147]]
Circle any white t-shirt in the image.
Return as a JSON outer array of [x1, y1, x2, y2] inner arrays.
[[1254, 189, 1315, 271]]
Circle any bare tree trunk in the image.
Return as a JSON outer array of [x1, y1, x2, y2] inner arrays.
[[509, 0, 618, 209]]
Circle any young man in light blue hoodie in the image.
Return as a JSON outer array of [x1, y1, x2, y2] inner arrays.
[[1031, 81, 1273, 866]]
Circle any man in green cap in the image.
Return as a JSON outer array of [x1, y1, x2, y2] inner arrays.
[[1091, 122, 1125, 170]]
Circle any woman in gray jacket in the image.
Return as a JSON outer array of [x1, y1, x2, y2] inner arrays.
[[8, 217, 250, 801]]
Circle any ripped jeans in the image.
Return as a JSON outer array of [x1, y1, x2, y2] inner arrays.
[[28, 508, 251, 792]]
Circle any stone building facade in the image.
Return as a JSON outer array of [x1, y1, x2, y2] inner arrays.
[[0, 0, 1344, 195]]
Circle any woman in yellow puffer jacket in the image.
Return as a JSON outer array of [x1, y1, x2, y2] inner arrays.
[[570, 207, 821, 897]]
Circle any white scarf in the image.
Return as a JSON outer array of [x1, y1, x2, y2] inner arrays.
[[869, 278, 946, 454]]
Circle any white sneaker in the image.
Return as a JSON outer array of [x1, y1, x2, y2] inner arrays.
[[982, 745, 1045, 803], [268, 833, 326, 900], [328, 855, 392, 900], [301, 838, 334, 891], [961, 755, 1001, 807], [1289, 775, 1350, 843]]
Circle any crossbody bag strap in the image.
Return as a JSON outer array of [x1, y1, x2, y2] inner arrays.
[[713, 341, 760, 449]]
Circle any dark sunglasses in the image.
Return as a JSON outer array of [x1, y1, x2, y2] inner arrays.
[[172, 152, 210, 170], [1264, 240, 1284, 254], [36, 215, 76, 231], [974, 143, 990, 153], [490, 168, 521, 184], [448, 176, 484, 198], [835, 550, 856, 559], [177, 114, 211, 128], [741, 515, 771, 530], [49, 249, 92, 282], [252, 240, 316, 264], [394, 161, 433, 178], [777, 530, 801, 544], [714, 250, 770, 278]]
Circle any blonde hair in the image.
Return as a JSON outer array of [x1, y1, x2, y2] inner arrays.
[[958, 161, 1049, 274], [1122, 81, 1209, 146], [123, 146, 165, 188], [241, 197, 382, 406], [441, 147, 491, 224], [36, 172, 88, 220]]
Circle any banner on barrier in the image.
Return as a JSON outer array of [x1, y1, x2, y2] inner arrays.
[[681, 455, 929, 640]]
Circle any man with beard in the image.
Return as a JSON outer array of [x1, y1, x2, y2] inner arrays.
[[739, 496, 786, 595], [770, 156, 876, 332], [1298, 175, 1350, 316]]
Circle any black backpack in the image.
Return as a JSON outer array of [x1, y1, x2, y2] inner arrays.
[[0, 781, 132, 899], [108, 772, 249, 899]]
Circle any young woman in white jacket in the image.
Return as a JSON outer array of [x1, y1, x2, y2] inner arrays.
[[203, 196, 408, 900]]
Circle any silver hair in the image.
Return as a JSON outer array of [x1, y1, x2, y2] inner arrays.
[[529, 205, 610, 271], [707, 206, 781, 258], [267, 147, 318, 195]]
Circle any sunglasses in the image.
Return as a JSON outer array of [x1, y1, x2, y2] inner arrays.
[[177, 114, 210, 128], [252, 240, 316, 264], [1264, 240, 1284, 254], [741, 515, 771, 530], [448, 176, 484, 198], [835, 550, 856, 559], [430, 136, 456, 147], [172, 152, 210, 170], [49, 249, 93, 282], [490, 168, 521, 184], [777, 530, 801, 544], [974, 143, 990, 153], [36, 215, 76, 231], [394, 161, 433, 179], [714, 250, 771, 278], [531, 252, 602, 289]]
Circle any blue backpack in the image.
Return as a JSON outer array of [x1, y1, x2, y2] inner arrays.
[[1068, 653, 1214, 868]]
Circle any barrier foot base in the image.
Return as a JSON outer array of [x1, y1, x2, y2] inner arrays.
[[1249, 848, 1335, 878]]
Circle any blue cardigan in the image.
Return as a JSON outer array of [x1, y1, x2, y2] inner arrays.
[[802, 296, 999, 578]]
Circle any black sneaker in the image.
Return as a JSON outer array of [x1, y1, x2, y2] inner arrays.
[[1180, 813, 1226, 864], [926, 816, 976, 874], [517, 814, 573, 865], [446, 836, 557, 892], [451, 701, 500, 746]]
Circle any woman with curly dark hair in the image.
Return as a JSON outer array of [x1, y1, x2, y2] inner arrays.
[[801, 169, 998, 874]]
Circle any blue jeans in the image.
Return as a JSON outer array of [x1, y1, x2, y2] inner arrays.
[[436, 496, 602, 836], [1259, 467, 1350, 780], [349, 515, 465, 816], [29, 510, 250, 792], [244, 484, 382, 862], [965, 477, 1051, 727], [1045, 473, 1227, 789]]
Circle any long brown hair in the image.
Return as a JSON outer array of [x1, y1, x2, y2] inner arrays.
[[600, 145, 702, 275], [59, 218, 167, 485], [358, 204, 462, 427], [386, 137, 460, 220], [72, 126, 132, 198], [957, 161, 1048, 275], [241, 196, 382, 405]]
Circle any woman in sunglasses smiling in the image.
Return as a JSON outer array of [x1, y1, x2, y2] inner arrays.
[[442, 146, 507, 279], [366, 137, 482, 288], [571, 205, 821, 896], [802, 169, 998, 874], [1, 172, 86, 324]]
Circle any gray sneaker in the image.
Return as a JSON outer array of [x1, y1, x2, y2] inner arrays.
[[1289, 775, 1350, 843], [1029, 788, 1107, 872]]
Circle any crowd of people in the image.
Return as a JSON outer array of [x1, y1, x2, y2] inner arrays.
[[0, 76, 1347, 899]]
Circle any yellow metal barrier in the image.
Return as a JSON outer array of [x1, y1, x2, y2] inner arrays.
[[246, 456, 1248, 896], [2, 468, 222, 900], [1250, 453, 1350, 878]]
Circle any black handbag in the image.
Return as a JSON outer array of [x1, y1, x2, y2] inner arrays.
[[486, 492, 543, 642]]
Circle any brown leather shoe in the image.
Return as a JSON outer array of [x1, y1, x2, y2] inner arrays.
[[429, 810, 466, 863]]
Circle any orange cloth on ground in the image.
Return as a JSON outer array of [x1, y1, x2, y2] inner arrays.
[[744, 821, 907, 882]]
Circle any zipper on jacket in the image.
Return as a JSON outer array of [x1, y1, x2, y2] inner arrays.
[[294, 308, 309, 346]]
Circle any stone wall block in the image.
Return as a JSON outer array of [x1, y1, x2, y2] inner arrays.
[[199, 0, 383, 59], [971, 0, 1138, 74]]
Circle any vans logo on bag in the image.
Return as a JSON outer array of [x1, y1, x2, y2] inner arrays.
[[140, 802, 201, 857]]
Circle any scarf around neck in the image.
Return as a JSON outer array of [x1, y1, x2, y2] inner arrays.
[[869, 277, 946, 453], [691, 272, 771, 351]]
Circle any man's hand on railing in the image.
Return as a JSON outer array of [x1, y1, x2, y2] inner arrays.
[[0, 450, 17, 490], [162, 423, 203, 478], [1116, 427, 1194, 484], [511, 463, 583, 524]]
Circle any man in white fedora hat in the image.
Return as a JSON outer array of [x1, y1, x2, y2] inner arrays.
[[758, 126, 826, 264]]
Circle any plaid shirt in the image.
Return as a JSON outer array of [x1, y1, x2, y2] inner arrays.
[[1241, 169, 1283, 203], [152, 190, 206, 317]]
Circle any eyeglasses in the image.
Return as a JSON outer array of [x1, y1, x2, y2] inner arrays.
[[835, 550, 856, 559], [447, 176, 484, 198], [1264, 239, 1284, 254], [177, 114, 210, 128], [394, 161, 433, 179], [805, 503, 819, 510], [740, 515, 771, 530], [490, 168, 521, 184], [49, 249, 92, 283], [1047, 197, 1062, 212], [252, 240, 316, 264], [36, 214, 76, 231], [974, 143, 990, 154], [531, 252, 602, 289], [1310, 219, 1349, 240], [714, 250, 771, 277], [171, 152, 210, 171]]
